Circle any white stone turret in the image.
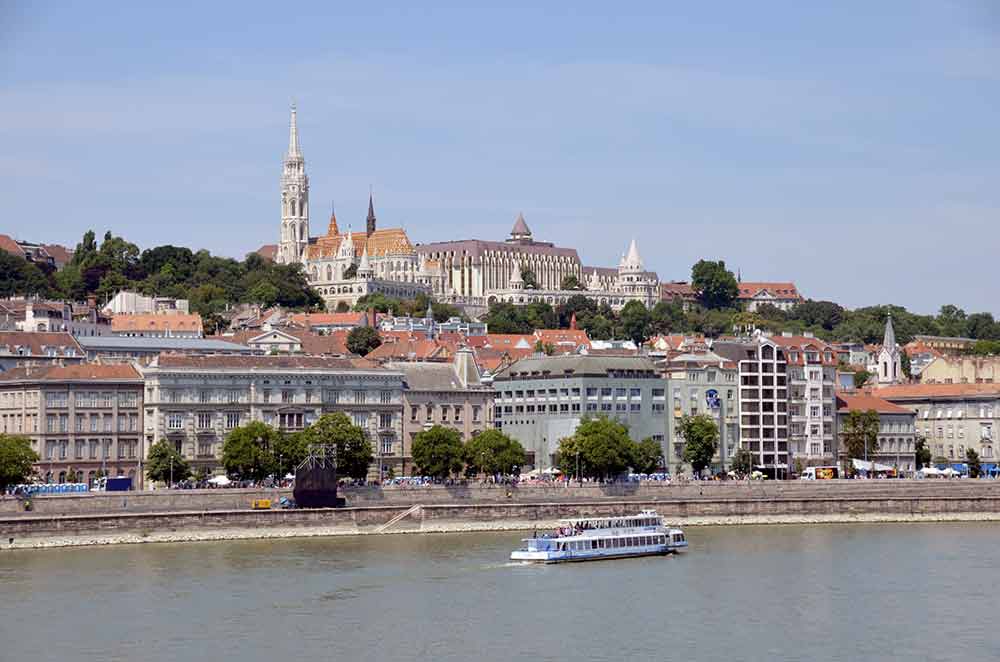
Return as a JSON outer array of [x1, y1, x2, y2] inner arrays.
[[509, 262, 524, 290], [338, 226, 355, 260], [277, 104, 310, 265], [357, 245, 373, 279], [619, 238, 644, 274], [587, 269, 602, 291], [877, 313, 903, 385]]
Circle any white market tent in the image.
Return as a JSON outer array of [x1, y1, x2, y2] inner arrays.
[[852, 458, 894, 473], [207, 475, 232, 486], [918, 467, 944, 477]]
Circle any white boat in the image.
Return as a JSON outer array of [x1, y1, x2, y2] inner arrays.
[[510, 510, 687, 564]]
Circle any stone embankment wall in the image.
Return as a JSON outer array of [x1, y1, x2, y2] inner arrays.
[[8, 480, 1000, 517], [4, 481, 1000, 547]]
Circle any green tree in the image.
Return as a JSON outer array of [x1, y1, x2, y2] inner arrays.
[[534, 340, 556, 355], [560, 274, 582, 290], [335, 301, 351, 313], [841, 410, 880, 467], [914, 436, 932, 470], [520, 268, 539, 290], [731, 447, 753, 476], [691, 260, 739, 310], [619, 300, 651, 346], [679, 414, 719, 477], [248, 280, 280, 307], [632, 437, 664, 474], [556, 416, 635, 480], [0, 434, 38, 489], [463, 430, 526, 476], [411, 425, 465, 479], [966, 448, 981, 478], [650, 299, 686, 334], [853, 369, 873, 389], [343, 263, 358, 280], [297, 413, 373, 480], [145, 439, 191, 484], [221, 421, 282, 481], [346, 326, 382, 356]]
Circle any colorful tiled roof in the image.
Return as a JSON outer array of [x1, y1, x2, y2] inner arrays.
[[737, 282, 802, 300], [111, 313, 203, 334], [836, 392, 913, 414], [0, 363, 140, 382], [305, 228, 414, 260]]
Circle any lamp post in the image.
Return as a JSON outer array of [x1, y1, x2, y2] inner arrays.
[[576, 451, 581, 486], [169, 455, 173, 489]]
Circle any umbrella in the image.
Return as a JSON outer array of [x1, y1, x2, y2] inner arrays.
[[207, 475, 232, 486]]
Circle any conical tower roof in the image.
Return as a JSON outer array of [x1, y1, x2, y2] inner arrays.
[[883, 312, 896, 349], [327, 201, 339, 235], [622, 238, 643, 271], [510, 212, 531, 238], [287, 104, 301, 158]]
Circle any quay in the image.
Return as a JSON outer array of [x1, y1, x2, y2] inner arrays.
[[4, 481, 1000, 549]]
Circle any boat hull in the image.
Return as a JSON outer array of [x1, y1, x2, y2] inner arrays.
[[510, 546, 678, 564]]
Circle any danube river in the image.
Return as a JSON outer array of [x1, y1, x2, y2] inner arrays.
[[2, 523, 998, 662]]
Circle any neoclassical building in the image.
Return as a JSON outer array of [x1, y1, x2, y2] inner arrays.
[[487, 238, 660, 311], [267, 106, 434, 309], [416, 214, 582, 300]]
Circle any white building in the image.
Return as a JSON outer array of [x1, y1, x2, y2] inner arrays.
[[140, 355, 404, 478]]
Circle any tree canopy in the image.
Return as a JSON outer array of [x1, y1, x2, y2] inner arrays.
[[678, 414, 718, 476], [221, 421, 284, 481], [632, 437, 665, 474], [691, 260, 739, 310], [463, 430, 526, 476], [145, 439, 191, 484], [556, 416, 636, 480], [346, 326, 382, 356], [0, 434, 38, 489], [411, 425, 465, 479], [297, 412, 373, 480], [841, 410, 880, 470]]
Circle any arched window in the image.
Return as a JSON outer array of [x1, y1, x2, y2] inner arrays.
[[290, 199, 297, 216], [326, 265, 333, 281]]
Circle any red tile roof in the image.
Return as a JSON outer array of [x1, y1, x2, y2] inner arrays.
[[0, 234, 25, 258], [287, 312, 369, 328], [156, 354, 378, 370], [533, 329, 590, 351], [111, 313, 203, 334], [0, 331, 82, 355], [874, 383, 1000, 399], [365, 337, 452, 362], [737, 282, 802, 300], [41, 244, 74, 267], [256, 244, 278, 261], [836, 393, 913, 414], [660, 282, 697, 301], [0, 363, 140, 382]]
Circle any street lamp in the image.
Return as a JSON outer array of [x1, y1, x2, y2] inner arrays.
[[169, 455, 174, 489], [576, 451, 581, 486]]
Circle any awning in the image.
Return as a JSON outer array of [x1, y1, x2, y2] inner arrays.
[[852, 458, 894, 472]]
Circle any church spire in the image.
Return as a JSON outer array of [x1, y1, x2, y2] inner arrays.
[[883, 312, 896, 350], [288, 104, 301, 158], [366, 189, 377, 236], [327, 201, 339, 236]]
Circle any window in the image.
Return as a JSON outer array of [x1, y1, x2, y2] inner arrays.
[[586, 403, 598, 412], [197, 412, 213, 429], [586, 387, 598, 397], [615, 403, 627, 412], [600, 388, 612, 397], [410, 406, 419, 422], [559, 388, 569, 396], [225, 412, 240, 429], [629, 388, 641, 398], [380, 437, 394, 454], [380, 391, 392, 405], [118, 392, 137, 408], [282, 390, 293, 403], [379, 413, 393, 429], [326, 390, 340, 404], [615, 388, 627, 398], [600, 403, 612, 411], [353, 412, 368, 428], [630, 403, 641, 412], [200, 390, 212, 403], [652, 388, 665, 398], [354, 391, 366, 404], [103, 415, 112, 432], [167, 413, 184, 430], [454, 407, 462, 422], [90, 416, 98, 432], [75, 415, 85, 432], [472, 406, 481, 422], [198, 441, 213, 457]]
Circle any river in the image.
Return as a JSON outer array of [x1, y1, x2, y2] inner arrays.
[[2, 523, 997, 661]]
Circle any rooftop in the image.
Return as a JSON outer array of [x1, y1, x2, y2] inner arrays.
[[495, 354, 657, 380], [874, 383, 1000, 400], [77, 336, 252, 352], [151, 354, 383, 371], [0, 363, 141, 382], [836, 392, 913, 415]]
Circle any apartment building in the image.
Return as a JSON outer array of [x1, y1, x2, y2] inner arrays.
[[140, 355, 404, 477], [877, 383, 1000, 468], [0, 364, 144, 486], [386, 349, 495, 475], [716, 333, 838, 475], [836, 392, 917, 474], [658, 351, 739, 474], [492, 355, 665, 471]]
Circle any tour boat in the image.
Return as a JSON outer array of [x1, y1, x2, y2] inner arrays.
[[510, 510, 687, 564]]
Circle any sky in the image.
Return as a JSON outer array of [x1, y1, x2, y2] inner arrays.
[[2, 1, 998, 315]]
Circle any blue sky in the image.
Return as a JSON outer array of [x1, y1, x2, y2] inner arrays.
[[2, 1, 998, 314]]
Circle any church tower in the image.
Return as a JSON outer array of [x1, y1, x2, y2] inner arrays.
[[278, 105, 310, 264], [366, 192, 377, 237], [877, 313, 903, 385]]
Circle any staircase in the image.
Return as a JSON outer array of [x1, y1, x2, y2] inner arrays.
[[375, 504, 422, 534]]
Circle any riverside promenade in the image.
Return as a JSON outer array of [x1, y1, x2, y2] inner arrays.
[[4, 480, 1000, 549]]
